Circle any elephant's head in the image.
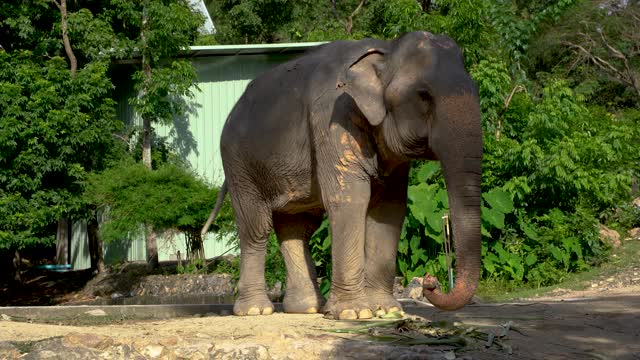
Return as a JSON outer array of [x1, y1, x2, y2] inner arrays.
[[340, 31, 482, 311]]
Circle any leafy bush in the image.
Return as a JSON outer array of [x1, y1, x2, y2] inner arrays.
[[85, 159, 235, 262], [0, 52, 122, 251]]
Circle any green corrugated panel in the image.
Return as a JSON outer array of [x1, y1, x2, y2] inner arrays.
[[71, 221, 90, 270], [127, 230, 146, 261], [155, 232, 238, 261], [155, 54, 296, 186]]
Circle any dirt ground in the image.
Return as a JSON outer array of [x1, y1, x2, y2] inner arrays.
[[1, 291, 639, 359], [1, 286, 639, 359], [1, 255, 639, 359]]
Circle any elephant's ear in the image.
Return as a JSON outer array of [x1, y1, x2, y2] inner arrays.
[[339, 49, 386, 126]]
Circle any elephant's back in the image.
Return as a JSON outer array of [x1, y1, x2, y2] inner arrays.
[[221, 38, 386, 144], [218, 38, 386, 208]]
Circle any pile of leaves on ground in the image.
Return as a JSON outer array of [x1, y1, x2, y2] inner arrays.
[[325, 316, 516, 356]]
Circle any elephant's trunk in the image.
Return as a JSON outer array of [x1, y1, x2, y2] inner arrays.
[[423, 93, 482, 311]]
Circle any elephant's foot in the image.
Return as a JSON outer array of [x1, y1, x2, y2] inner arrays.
[[283, 288, 324, 314], [367, 291, 403, 317], [233, 293, 274, 316], [322, 293, 373, 320]]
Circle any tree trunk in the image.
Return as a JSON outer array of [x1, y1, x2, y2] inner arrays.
[[52, 0, 77, 76], [141, 1, 153, 170], [12, 250, 22, 284], [56, 218, 69, 264], [87, 213, 105, 273], [146, 223, 159, 270], [142, 115, 152, 169], [140, 0, 158, 270], [420, 0, 432, 12], [186, 230, 204, 261]]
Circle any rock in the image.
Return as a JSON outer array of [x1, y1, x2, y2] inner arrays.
[[0, 341, 21, 360], [401, 277, 424, 300], [28, 337, 102, 359], [393, 276, 404, 298], [63, 332, 113, 350], [104, 344, 137, 360], [30, 349, 59, 359], [267, 281, 283, 302], [173, 343, 213, 359], [443, 351, 457, 360], [212, 343, 271, 360], [142, 344, 165, 359], [468, 295, 483, 305], [323, 342, 455, 359], [1, 313, 11, 321], [628, 228, 640, 240], [598, 225, 621, 248], [85, 309, 107, 317], [159, 336, 180, 347]]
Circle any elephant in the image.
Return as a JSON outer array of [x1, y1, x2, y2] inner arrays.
[[203, 31, 482, 320]]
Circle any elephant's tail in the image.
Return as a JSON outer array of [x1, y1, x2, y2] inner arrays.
[[200, 180, 228, 237]]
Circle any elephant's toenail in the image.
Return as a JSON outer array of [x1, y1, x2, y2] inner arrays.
[[305, 307, 317, 313], [388, 306, 401, 313], [358, 309, 373, 319], [375, 309, 386, 317], [247, 307, 261, 315], [262, 307, 274, 315], [339, 309, 357, 320]]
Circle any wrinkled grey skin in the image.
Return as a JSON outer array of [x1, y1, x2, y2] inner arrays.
[[205, 31, 482, 319]]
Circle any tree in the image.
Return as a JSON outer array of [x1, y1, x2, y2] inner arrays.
[[330, 0, 365, 35], [563, 3, 639, 104], [85, 161, 235, 266], [51, 0, 77, 75], [0, 52, 122, 270], [95, 0, 204, 269], [209, 0, 294, 43]]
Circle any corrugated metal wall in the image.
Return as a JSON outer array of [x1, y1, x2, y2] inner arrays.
[[154, 54, 292, 186], [71, 53, 297, 269], [70, 221, 89, 270]]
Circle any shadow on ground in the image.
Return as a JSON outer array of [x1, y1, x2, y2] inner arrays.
[[326, 295, 640, 359]]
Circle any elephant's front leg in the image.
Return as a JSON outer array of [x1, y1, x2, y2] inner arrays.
[[323, 180, 374, 320], [365, 166, 410, 316]]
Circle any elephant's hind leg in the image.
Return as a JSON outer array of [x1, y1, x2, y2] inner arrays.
[[273, 212, 324, 313], [232, 196, 274, 316]]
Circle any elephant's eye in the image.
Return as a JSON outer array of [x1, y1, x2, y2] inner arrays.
[[417, 88, 432, 102]]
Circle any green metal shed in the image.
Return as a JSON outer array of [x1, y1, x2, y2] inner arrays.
[[70, 42, 326, 270]]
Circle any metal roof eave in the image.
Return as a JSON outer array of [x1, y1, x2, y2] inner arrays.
[[111, 42, 329, 65], [187, 42, 328, 57]]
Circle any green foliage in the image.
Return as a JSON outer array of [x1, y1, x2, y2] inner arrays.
[[483, 0, 579, 77], [177, 258, 205, 274], [479, 77, 638, 287], [265, 232, 286, 287], [128, 0, 204, 130], [401, 161, 516, 287], [470, 58, 511, 132], [309, 217, 332, 298], [130, 60, 199, 127], [428, 0, 493, 65], [486, 80, 637, 213], [0, 51, 122, 250], [85, 160, 234, 242], [209, 0, 294, 43], [528, 1, 640, 106]]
